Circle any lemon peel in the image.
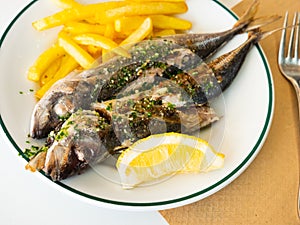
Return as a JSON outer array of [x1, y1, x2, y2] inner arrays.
[[116, 132, 225, 189]]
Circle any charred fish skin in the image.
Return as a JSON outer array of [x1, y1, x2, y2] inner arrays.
[[206, 32, 261, 99], [95, 86, 219, 147], [162, 28, 246, 61], [160, 0, 259, 59], [98, 57, 203, 102], [177, 31, 265, 105]]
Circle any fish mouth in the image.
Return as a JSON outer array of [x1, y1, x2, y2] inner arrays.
[[29, 106, 68, 139], [29, 86, 76, 139], [29, 109, 49, 139], [44, 143, 82, 181]]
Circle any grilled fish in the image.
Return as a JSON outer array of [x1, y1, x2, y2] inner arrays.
[[28, 98, 218, 181]]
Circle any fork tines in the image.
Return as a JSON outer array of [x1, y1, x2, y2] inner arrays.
[[279, 12, 300, 61]]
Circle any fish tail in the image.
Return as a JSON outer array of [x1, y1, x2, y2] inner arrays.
[[233, 0, 281, 33], [245, 15, 282, 32], [247, 19, 296, 44], [233, 0, 259, 29]]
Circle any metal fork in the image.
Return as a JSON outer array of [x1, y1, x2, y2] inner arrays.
[[278, 12, 300, 218]]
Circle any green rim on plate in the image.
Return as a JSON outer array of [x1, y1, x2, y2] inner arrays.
[[0, 0, 274, 208]]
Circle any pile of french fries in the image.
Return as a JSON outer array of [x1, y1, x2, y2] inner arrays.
[[27, 0, 192, 99]]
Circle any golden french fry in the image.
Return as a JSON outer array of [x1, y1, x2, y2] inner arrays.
[[27, 44, 65, 82], [104, 24, 115, 39], [151, 15, 192, 30], [35, 55, 78, 99], [39, 56, 62, 86], [50, 0, 82, 8], [101, 24, 116, 62], [115, 14, 191, 34], [101, 49, 109, 63], [120, 17, 153, 46], [73, 33, 118, 49], [32, 1, 127, 31], [58, 32, 95, 69], [87, 45, 102, 57], [114, 16, 145, 33], [105, 2, 188, 19], [63, 22, 106, 35], [73, 33, 130, 58], [154, 29, 176, 37]]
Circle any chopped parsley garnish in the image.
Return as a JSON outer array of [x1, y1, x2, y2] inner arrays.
[[58, 113, 71, 122], [106, 102, 113, 111], [23, 145, 48, 159]]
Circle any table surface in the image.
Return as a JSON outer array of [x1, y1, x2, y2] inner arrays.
[[161, 0, 300, 224], [1, 0, 300, 225]]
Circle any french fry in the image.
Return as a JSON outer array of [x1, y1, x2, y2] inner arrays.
[[154, 29, 176, 37], [73, 33, 130, 58], [39, 56, 62, 86], [105, 2, 188, 19], [104, 24, 115, 39], [102, 24, 116, 62], [87, 45, 102, 57], [120, 17, 153, 46], [114, 16, 145, 33], [151, 15, 192, 30], [32, 1, 127, 31], [63, 22, 106, 35], [73, 33, 118, 49], [58, 32, 95, 69], [35, 55, 78, 99], [115, 15, 191, 34], [27, 43, 65, 82], [50, 0, 82, 9]]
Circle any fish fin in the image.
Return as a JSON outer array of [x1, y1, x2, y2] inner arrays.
[[245, 15, 282, 32], [248, 21, 300, 43], [233, 0, 259, 28], [25, 151, 47, 172], [233, 0, 281, 32], [232, 0, 281, 34]]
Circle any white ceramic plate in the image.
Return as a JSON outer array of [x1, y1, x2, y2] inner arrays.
[[0, 0, 274, 210]]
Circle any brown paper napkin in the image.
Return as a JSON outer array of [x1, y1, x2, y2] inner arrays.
[[160, 0, 300, 224]]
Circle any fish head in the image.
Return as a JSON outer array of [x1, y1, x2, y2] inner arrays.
[[43, 110, 112, 181], [44, 141, 82, 181], [30, 91, 75, 139]]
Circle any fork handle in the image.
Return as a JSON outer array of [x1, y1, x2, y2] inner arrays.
[[288, 77, 300, 218], [290, 78, 300, 118]]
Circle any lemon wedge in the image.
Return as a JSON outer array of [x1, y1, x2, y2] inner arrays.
[[116, 132, 225, 189]]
